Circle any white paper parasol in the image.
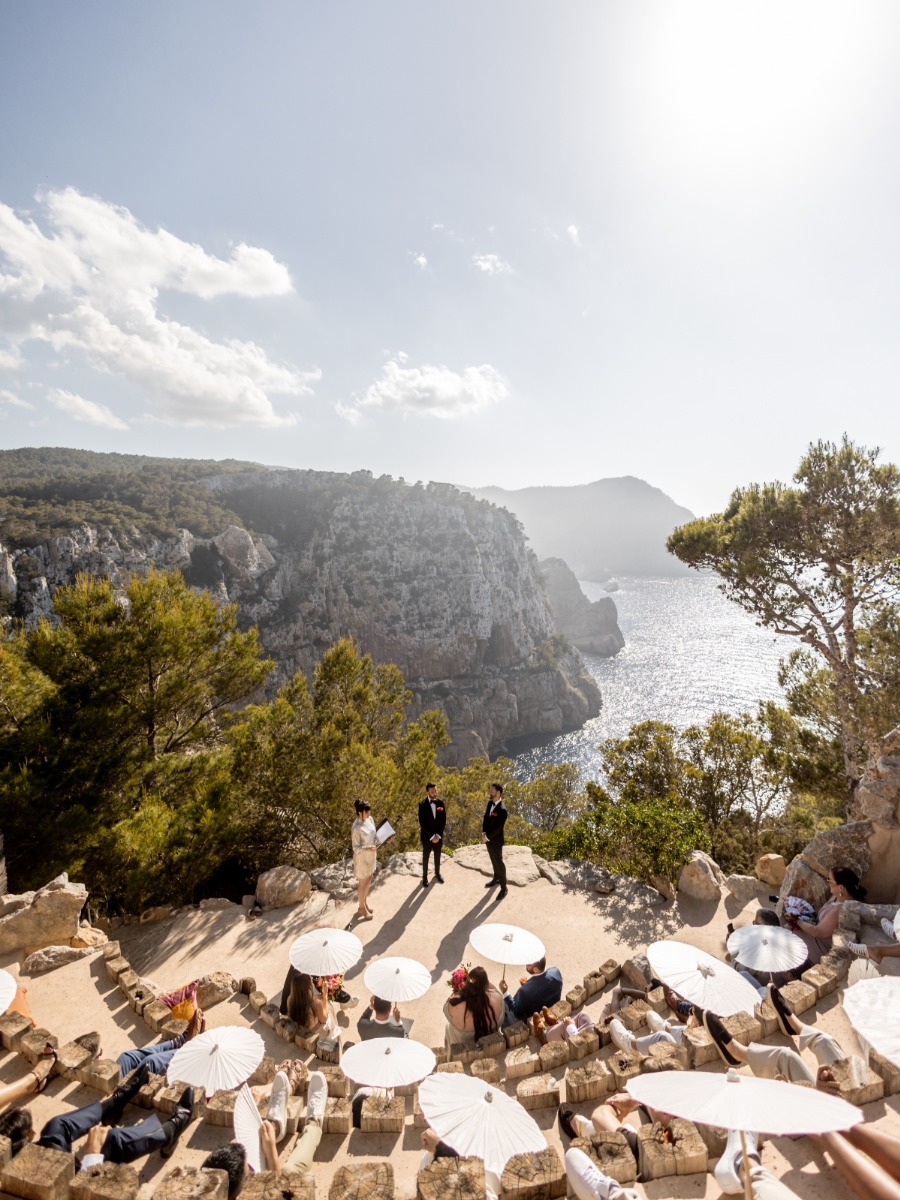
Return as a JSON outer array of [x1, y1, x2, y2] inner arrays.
[[289, 927, 363, 976], [167, 1026, 265, 1097], [627, 1068, 861, 1134], [340, 1037, 436, 1089], [469, 924, 545, 981], [0, 969, 17, 1016], [892, 909, 900, 940], [843, 976, 900, 1067], [419, 1072, 546, 1179], [233, 1083, 263, 1173], [363, 956, 432, 1002], [629, 1067, 861, 1200], [647, 940, 761, 1016], [726, 926, 807, 974]]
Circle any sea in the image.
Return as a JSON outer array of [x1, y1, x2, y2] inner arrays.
[[512, 573, 786, 782]]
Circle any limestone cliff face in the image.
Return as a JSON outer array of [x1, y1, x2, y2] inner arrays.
[[1, 470, 601, 765], [779, 726, 900, 907], [540, 557, 625, 658]]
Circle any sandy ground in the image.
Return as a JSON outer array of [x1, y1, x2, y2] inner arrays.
[[2, 854, 898, 1200]]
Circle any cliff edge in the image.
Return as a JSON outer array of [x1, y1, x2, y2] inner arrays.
[[0, 467, 601, 765]]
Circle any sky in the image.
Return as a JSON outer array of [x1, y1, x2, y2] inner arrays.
[[1, 1, 899, 516]]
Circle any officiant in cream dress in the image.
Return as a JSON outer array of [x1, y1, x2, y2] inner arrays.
[[351, 799, 378, 920]]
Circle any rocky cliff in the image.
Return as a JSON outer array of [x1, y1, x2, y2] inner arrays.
[[540, 557, 625, 657], [0, 468, 601, 765]]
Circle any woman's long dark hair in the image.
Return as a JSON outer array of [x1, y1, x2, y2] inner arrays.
[[448, 965, 497, 1040], [0, 1109, 32, 1156], [286, 971, 317, 1028], [833, 867, 867, 901]]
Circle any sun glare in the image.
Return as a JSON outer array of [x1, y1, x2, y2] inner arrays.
[[628, 2, 896, 190]]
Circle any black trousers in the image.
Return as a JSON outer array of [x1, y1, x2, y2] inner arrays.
[[422, 839, 442, 880], [486, 838, 506, 887]]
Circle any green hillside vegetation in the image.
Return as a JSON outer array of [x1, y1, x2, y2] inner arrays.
[[1, 439, 890, 913], [0, 447, 260, 546], [0, 566, 847, 915]]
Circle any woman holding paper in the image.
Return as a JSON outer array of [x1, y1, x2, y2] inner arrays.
[[351, 799, 378, 920]]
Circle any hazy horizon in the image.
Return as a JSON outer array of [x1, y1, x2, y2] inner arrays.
[[2, 2, 900, 516]]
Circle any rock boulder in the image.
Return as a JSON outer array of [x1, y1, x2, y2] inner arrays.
[[725, 875, 765, 906], [256, 866, 312, 910], [0, 874, 87, 954], [70, 927, 109, 949], [549, 859, 616, 894], [310, 860, 358, 897], [677, 852, 725, 902], [22, 944, 98, 976], [451, 845, 540, 887], [197, 971, 239, 1008], [780, 822, 874, 912], [755, 854, 786, 888]]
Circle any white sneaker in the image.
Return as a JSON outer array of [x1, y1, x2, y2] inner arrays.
[[881, 918, 897, 940], [646, 1011, 668, 1033], [306, 1070, 328, 1127], [608, 1019, 634, 1055], [714, 1129, 759, 1195], [265, 1070, 290, 1140]]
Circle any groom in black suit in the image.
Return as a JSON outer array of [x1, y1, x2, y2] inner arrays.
[[482, 782, 508, 900], [418, 783, 446, 888]]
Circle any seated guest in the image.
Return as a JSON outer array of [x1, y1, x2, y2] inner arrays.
[[497, 957, 562, 1027], [357, 995, 407, 1039], [443, 966, 503, 1048], [0, 1065, 194, 1164], [698, 984, 860, 1087], [280, 967, 337, 1036], [782, 867, 866, 965], [0, 1044, 57, 1107], [608, 1009, 695, 1058], [115, 1006, 205, 1077]]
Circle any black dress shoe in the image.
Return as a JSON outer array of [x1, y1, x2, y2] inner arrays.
[[435, 875, 445, 884], [484, 879, 498, 888], [104, 1063, 150, 1124], [702, 1010, 741, 1067], [557, 1106, 579, 1142], [160, 1087, 195, 1158], [767, 983, 795, 1037], [496, 888, 508, 901], [422, 879, 429, 888]]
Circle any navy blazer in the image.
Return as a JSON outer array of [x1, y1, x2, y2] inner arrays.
[[504, 967, 563, 1023]]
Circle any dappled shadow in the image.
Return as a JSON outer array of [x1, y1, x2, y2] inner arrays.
[[576, 887, 683, 948]]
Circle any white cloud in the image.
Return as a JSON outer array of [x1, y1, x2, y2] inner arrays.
[[472, 253, 512, 275], [0, 388, 32, 410], [49, 387, 129, 430], [0, 345, 24, 372], [338, 357, 508, 424], [410, 252, 428, 269], [0, 188, 319, 428], [567, 225, 580, 245]]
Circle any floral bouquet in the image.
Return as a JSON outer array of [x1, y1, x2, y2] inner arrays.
[[448, 965, 469, 993]]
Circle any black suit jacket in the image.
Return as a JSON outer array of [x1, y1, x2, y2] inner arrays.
[[482, 799, 507, 843], [419, 797, 447, 843]]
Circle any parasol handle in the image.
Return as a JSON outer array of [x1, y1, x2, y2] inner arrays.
[[501, 963, 507, 983], [739, 1129, 752, 1200]]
